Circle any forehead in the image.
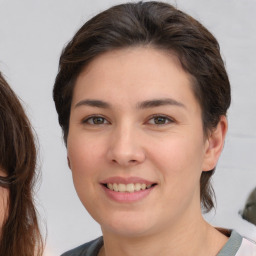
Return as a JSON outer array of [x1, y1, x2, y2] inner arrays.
[[72, 47, 198, 109]]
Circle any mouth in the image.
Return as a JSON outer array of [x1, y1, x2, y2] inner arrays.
[[102, 183, 157, 193]]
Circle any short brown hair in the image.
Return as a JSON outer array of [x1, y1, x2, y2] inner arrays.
[[0, 72, 43, 256], [53, 1, 231, 212]]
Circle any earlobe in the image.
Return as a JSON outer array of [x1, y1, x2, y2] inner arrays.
[[202, 116, 228, 171]]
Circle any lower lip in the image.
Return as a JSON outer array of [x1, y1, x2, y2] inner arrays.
[[101, 185, 155, 203]]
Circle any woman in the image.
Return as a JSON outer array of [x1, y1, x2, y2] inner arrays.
[[0, 72, 43, 255], [53, 1, 256, 255]]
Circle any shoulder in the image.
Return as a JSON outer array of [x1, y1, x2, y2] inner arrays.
[[61, 237, 103, 256], [218, 230, 256, 256], [237, 236, 256, 256]]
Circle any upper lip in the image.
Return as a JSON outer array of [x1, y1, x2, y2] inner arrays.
[[100, 176, 157, 185]]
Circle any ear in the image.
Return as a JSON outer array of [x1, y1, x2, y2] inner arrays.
[[202, 116, 228, 171]]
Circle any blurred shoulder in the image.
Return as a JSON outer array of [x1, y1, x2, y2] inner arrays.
[[237, 236, 256, 256], [217, 229, 256, 256], [61, 237, 103, 256]]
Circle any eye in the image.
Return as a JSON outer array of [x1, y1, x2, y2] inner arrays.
[[147, 115, 174, 125], [82, 116, 109, 125]]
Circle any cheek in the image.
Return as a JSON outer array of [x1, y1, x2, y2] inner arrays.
[[150, 135, 205, 189], [67, 134, 104, 174], [0, 187, 9, 229], [67, 138, 101, 211], [67, 134, 108, 205]]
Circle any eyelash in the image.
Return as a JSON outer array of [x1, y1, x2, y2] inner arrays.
[[82, 114, 174, 126], [82, 115, 110, 125], [147, 114, 174, 125]]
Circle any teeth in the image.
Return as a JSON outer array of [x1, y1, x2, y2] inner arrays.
[[118, 184, 126, 192], [126, 183, 135, 193], [113, 183, 118, 192], [107, 183, 152, 192], [135, 183, 141, 191]]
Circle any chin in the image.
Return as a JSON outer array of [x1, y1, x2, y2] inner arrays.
[[99, 213, 156, 237], [104, 224, 153, 238]]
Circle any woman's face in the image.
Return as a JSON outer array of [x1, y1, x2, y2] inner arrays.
[[67, 47, 220, 237], [0, 168, 8, 230]]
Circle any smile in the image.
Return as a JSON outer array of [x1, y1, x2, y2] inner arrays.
[[100, 177, 157, 202], [106, 183, 154, 193]]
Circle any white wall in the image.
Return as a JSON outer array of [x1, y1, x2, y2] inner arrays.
[[0, 0, 255, 255]]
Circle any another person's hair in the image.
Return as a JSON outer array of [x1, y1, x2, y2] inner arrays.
[[53, 1, 231, 212], [242, 187, 256, 225], [0, 72, 43, 256]]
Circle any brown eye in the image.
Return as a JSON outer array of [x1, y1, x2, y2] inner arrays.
[[148, 115, 173, 125], [83, 116, 109, 125], [92, 117, 105, 124], [154, 116, 167, 125]]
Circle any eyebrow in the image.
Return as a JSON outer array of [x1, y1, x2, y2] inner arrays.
[[75, 98, 186, 109], [75, 99, 111, 109], [137, 98, 186, 109]]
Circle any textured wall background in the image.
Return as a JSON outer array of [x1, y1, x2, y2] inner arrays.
[[0, 0, 255, 255]]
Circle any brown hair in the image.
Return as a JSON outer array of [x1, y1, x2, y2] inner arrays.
[[53, 1, 231, 212], [0, 72, 44, 255]]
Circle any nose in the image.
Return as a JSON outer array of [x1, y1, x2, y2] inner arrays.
[[106, 125, 146, 167]]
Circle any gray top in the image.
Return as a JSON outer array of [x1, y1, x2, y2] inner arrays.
[[61, 230, 250, 256], [217, 230, 242, 256], [61, 237, 103, 256]]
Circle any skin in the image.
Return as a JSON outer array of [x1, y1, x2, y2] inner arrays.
[[0, 168, 8, 233], [67, 47, 228, 256]]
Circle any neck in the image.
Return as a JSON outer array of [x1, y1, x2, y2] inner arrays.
[[99, 213, 228, 256]]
